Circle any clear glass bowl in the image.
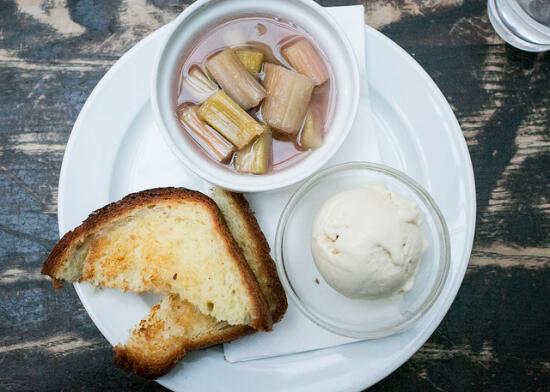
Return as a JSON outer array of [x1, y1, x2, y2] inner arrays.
[[275, 162, 451, 338]]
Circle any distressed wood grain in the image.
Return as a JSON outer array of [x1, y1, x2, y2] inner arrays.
[[0, 0, 548, 391]]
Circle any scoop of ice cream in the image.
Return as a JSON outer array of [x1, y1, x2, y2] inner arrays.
[[311, 182, 428, 299]]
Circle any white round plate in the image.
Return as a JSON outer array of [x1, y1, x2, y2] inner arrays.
[[58, 24, 475, 391]]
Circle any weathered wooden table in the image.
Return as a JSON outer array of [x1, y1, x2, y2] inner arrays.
[[1, 0, 548, 390]]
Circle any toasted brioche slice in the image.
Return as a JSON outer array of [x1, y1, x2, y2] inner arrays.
[[113, 189, 287, 378], [42, 188, 271, 330]]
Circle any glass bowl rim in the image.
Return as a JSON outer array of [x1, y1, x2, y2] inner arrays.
[[274, 161, 451, 339]]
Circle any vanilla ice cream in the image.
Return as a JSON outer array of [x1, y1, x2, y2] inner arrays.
[[311, 182, 428, 299]]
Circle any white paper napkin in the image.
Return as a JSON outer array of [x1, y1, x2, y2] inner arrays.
[[224, 5, 381, 362]]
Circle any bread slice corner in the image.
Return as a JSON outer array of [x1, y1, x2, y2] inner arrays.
[[112, 294, 251, 379]]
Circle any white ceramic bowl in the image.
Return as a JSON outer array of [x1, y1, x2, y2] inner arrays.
[[152, 0, 360, 192]]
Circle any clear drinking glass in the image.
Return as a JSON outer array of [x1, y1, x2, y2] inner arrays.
[[488, 0, 550, 52]]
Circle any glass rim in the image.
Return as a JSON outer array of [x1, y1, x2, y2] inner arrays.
[[503, 0, 550, 35], [274, 161, 452, 339]]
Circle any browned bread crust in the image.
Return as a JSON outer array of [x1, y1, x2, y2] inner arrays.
[[41, 187, 271, 331], [222, 191, 287, 322]]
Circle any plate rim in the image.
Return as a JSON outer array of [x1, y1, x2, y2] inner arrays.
[[57, 22, 476, 392]]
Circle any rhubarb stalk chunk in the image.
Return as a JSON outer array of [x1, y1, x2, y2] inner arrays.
[[206, 49, 266, 110], [235, 128, 271, 174], [261, 63, 314, 134], [198, 90, 265, 149], [282, 38, 329, 86], [176, 104, 234, 162], [299, 107, 324, 150], [236, 49, 264, 74], [181, 66, 218, 102]]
